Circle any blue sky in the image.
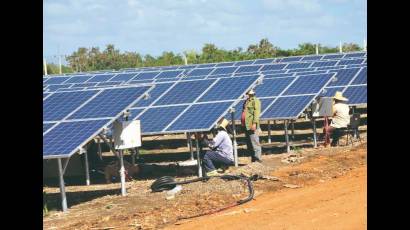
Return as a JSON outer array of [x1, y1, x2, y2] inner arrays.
[[43, 0, 366, 58]]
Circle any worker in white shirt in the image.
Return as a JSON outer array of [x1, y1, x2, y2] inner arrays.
[[327, 91, 350, 146]]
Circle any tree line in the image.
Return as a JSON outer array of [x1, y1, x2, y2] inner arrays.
[[44, 39, 362, 74]]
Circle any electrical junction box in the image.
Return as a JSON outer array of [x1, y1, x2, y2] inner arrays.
[[312, 97, 334, 117], [113, 120, 142, 150]]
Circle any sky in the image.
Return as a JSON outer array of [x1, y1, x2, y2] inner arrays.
[[43, 0, 366, 59]]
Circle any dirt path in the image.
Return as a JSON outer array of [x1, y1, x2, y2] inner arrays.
[[169, 166, 366, 230]]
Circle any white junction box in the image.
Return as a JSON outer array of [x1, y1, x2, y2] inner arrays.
[[312, 97, 333, 117], [113, 120, 142, 150]]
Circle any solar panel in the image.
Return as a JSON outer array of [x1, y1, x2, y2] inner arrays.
[[255, 77, 296, 97], [316, 66, 346, 71], [43, 93, 50, 99], [56, 87, 86, 92], [178, 65, 197, 69], [154, 79, 215, 105], [68, 87, 151, 119], [344, 52, 366, 58], [294, 70, 328, 76], [197, 64, 216, 68], [43, 119, 111, 158], [338, 59, 364, 65], [264, 73, 294, 79], [126, 108, 145, 121], [210, 66, 238, 75], [43, 90, 99, 121], [133, 72, 160, 80], [71, 83, 97, 88], [287, 68, 315, 73], [155, 70, 183, 79], [43, 122, 55, 133], [234, 60, 254, 66], [301, 55, 323, 61], [285, 62, 312, 69], [187, 68, 215, 77], [261, 95, 315, 119], [323, 54, 344, 59], [165, 102, 233, 133], [283, 73, 334, 95], [97, 81, 122, 87], [260, 64, 286, 71], [311, 60, 338, 67], [351, 67, 367, 84], [63, 75, 92, 84], [327, 68, 361, 87], [280, 56, 303, 62], [86, 74, 115, 83], [197, 75, 260, 102], [343, 85, 367, 105], [109, 73, 139, 82], [321, 87, 345, 97], [136, 105, 188, 133], [235, 65, 263, 73], [44, 77, 70, 85], [215, 62, 235, 67], [253, 59, 274, 65], [261, 69, 287, 75], [132, 83, 174, 107]]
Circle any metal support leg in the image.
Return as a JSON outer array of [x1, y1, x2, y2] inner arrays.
[[312, 117, 317, 148], [195, 133, 203, 177], [57, 158, 68, 212], [131, 148, 136, 166], [188, 132, 194, 160], [231, 110, 238, 167], [291, 120, 295, 140], [97, 139, 102, 161], [84, 149, 90, 186], [284, 120, 290, 153], [119, 150, 127, 196], [267, 120, 272, 144]]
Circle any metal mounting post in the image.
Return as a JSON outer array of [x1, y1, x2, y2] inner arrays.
[[97, 138, 102, 161], [195, 133, 203, 177], [312, 117, 317, 148], [188, 132, 194, 160], [57, 158, 67, 212], [119, 150, 127, 196], [284, 120, 290, 153], [291, 120, 295, 140], [267, 120, 272, 144], [230, 108, 238, 167], [80, 147, 90, 186], [131, 148, 136, 166]]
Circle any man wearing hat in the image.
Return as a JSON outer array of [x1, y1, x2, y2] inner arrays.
[[241, 89, 262, 162], [201, 118, 234, 176], [327, 91, 350, 146]]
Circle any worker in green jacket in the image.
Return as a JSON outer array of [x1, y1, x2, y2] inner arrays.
[[241, 89, 262, 162]]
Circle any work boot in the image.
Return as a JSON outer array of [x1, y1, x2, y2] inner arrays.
[[206, 170, 220, 177]]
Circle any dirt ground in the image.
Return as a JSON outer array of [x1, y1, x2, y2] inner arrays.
[[44, 141, 366, 230]]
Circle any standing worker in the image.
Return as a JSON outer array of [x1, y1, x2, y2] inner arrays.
[[241, 89, 262, 163], [325, 91, 350, 146]]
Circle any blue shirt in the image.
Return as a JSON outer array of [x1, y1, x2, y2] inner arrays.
[[208, 130, 234, 161]]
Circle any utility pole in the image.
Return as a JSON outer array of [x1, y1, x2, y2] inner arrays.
[[43, 58, 48, 75], [339, 41, 343, 53], [59, 55, 62, 74], [315, 44, 319, 55]]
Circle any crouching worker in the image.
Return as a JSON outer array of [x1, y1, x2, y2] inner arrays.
[[201, 118, 234, 177]]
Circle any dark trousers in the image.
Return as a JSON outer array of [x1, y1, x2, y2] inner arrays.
[[245, 129, 262, 161], [326, 127, 343, 146], [202, 151, 234, 172]]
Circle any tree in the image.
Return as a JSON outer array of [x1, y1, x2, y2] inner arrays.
[[247, 38, 278, 58]]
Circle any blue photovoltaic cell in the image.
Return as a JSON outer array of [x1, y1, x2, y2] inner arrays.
[[235, 72, 258, 77], [261, 95, 315, 119], [207, 74, 232, 79], [68, 86, 150, 119], [235, 65, 263, 73], [43, 119, 111, 157], [264, 73, 294, 79], [183, 75, 209, 80], [338, 59, 364, 65], [109, 73, 139, 82], [260, 64, 287, 71], [344, 52, 366, 58], [43, 93, 50, 98], [225, 98, 274, 120], [198, 75, 259, 102], [133, 72, 160, 80], [87, 74, 115, 83], [321, 87, 345, 97], [47, 84, 71, 92], [72, 82, 97, 88], [316, 66, 345, 71], [215, 62, 235, 67], [155, 70, 183, 79], [43, 123, 55, 133], [323, 54, 344, 59], [343, 85, 367, 105], [97, 81, 122, 87], [327, 68, 361, 86], [301, 55, 323, 61], [155, 78, 179, 83], [137, 105, 188, 133], [255, 77, 295, 97], [261, 69, 287, 75], [64, 75, 92, 84], [286, 62, 312, 69], [56, 87, 85, 92], [311, 60, 338, 67], [287, 68, 315, 73], [197, 64, 216, 68], [210, 66, 238, 75], [44, 77, 70, 85], [253, 59, 274, 65], [283, 74, 333, 95], [280, 56, 302, 62], [178, 65, 197, 69], [44, 90, 98, 121], [234, 60, 254, 66], [132, 83, 174, 107], [126, 108, 145, 121], [155, 79, 215, 105], [295, 70, 328, 76], [187, 68, 215, 77], [351, 67, 367, 84], [166, 102, 233, 132], [160, 66, 179, 71], [127, 79, 154, 85]]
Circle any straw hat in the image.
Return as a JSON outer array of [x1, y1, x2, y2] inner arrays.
[[247, 89, 255, 95], [333, 91, 348, 101], [218, 118, 229, 130]]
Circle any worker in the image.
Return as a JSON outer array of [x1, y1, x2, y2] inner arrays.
[[327, 91, 350, 146], [201, 118, 234, 176], [241, 89, 262, 162]]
